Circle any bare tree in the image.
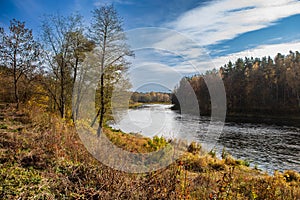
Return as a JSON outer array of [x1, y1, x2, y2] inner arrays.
[[41, 13, 93, 118], [89, 5, 133, 136], [0, 19, 40, 109], [66, 31, 95, 120]]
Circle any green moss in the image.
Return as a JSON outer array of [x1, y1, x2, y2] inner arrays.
[[0, 123, 7, 129], [0, 163, 49, 198]]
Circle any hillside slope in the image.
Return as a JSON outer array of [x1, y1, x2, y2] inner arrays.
[[0, 104, 299, 199]]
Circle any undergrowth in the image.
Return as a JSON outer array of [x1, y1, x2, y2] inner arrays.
[[0, 104, 299, 199]]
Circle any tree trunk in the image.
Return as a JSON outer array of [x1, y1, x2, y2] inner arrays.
[[98, 73, 105, 137], [14, 75, 19, 109], [297, 91, 300, 108], [13, 49, 19, 109], [97, 27, 107, 137], [71, 58, 79, 121], [73, 83, 81, 121], [276, 83, 279, 103], [60, 58, 65, 118]]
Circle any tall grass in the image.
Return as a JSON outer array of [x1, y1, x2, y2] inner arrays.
[[0, 105, 299, 199]]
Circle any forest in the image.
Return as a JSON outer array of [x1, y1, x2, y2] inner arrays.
[[131, 92, 170, 103], [172, 52, 300, 119], [0, 5, 133, 135]]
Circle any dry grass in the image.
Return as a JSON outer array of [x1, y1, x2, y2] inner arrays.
[[0, 104, 299, 199]]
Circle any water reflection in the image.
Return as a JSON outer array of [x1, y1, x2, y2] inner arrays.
[[110, 104, 300, 173]]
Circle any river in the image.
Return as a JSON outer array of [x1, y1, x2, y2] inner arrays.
[[109, 104, 300, 174]]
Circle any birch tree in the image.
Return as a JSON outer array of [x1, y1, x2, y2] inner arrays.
[[89, 5, 133, 136]]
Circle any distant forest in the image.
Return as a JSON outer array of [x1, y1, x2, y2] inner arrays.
[[172, 51, 300, 117], [131, 92, 170, 103]]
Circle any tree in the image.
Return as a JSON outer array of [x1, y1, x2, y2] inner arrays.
[[0, 19, 40, 109], [286, 51, 300, 108], [41, 13, 93, 118], [89, 5, 133, 136], [66, 31, 95, 120]]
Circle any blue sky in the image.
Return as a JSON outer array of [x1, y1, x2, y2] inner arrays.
[[1, 0, 300, 92]]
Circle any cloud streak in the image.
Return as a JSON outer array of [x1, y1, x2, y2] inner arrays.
[[127, 1, 300, 91], [128, 44, 300, 92], [168, 0, 300, 46], [133, 1, 300, 72], [211, 40, 300, 68]]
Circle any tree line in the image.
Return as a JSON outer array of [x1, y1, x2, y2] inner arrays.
[[0, 5, 133, 135], [172, 51, 300, 117], [131, 92, 170, 103], [2, 4, 300, 128]]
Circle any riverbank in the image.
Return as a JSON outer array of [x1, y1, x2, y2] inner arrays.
[[129, 102, 172, 109], [0, 105, 299, 199]]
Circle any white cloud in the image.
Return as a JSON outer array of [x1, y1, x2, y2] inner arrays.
[[211, 40, 300, 68], [127, 27, 212, 73], [127, 1, 300, 90], [128, 62, 183, 91], [127, 38, 300, 91], [142, 0, 300, 75], [165, 40, 300, 74], [168, 0, 300, 46]]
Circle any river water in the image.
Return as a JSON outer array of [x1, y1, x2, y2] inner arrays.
[[110, 104, 300, 174]]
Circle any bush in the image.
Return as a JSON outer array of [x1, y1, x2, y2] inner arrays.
[[182, 155, 208, 172], [235, 159, 250, 167], [221, 147, 228, 159], [208, 148, 216, 158], [209, 162, 225, 171], [187, 142, 201, 155], [147, 136, 168, 151], [284, 170, 300, 182], [225, 155, 236, 165], [225, 155, 250, 167]]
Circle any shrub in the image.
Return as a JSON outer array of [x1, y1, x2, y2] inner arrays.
[[187, 142, 201, 155], [284, 170, 300, 182], [221, 147, 228, 159], [182, 155, 208, 172], [208, 148, 216, 158], [209, 161, 225, 171], [147, 136, 168, 151], [225, 156, 250, 167], [235, 159, 250, 167], [225, 155, 236, 165]]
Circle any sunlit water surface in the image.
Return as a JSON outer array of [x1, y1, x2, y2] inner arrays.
[[109, 104, 300, 173]]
